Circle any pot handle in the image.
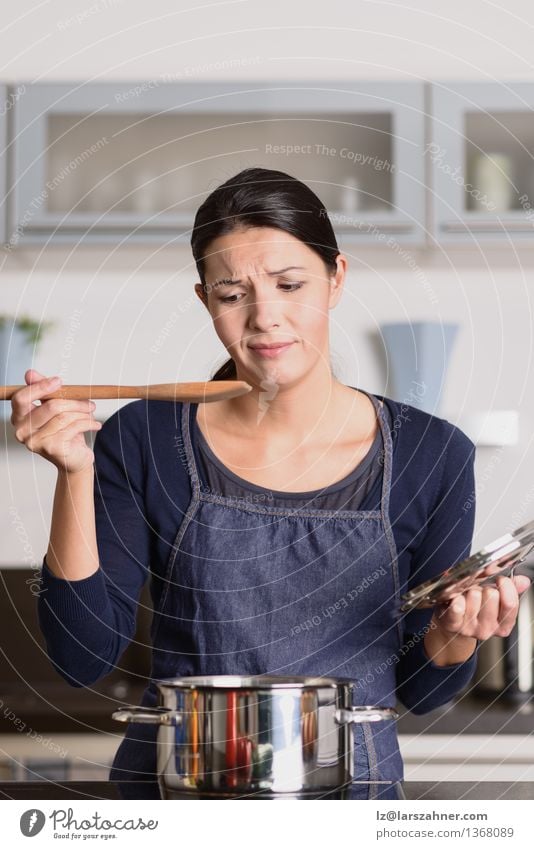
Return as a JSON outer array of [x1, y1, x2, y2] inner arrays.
[[112, 706, 181, 726], [334, 706, 399, 725]]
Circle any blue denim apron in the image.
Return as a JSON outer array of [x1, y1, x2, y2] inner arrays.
[[110, 389, 404, 798]]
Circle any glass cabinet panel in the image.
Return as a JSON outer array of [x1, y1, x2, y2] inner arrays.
[[45, 111, 394, 218], [464, 111, 534, 213]]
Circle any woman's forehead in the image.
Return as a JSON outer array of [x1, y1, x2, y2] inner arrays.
[[204, 239, 315, 277]]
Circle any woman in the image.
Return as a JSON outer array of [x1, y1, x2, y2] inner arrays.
[[11, 167, 530, 799]]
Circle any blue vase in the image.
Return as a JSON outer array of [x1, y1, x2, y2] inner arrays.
[[0, 320, 34, 420], [380, 321, 459, 414]]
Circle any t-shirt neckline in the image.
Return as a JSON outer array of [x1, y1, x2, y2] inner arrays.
[[191, 387, 386, 499]]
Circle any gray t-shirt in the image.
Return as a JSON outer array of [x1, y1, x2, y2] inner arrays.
[[192, 402, 390, 512]]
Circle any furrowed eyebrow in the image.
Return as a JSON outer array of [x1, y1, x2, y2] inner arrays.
[[211, 266, 307, 288]]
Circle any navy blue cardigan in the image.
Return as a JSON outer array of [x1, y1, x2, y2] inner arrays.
[[37, 393, 479, 715]]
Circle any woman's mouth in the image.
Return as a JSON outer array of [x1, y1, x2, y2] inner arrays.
[[248, 342, 296, 359]]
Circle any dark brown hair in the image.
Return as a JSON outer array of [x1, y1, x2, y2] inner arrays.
[[190, 167, 340, 380]]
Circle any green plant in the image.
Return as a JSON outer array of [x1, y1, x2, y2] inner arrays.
[[0, 314, 55, 348]]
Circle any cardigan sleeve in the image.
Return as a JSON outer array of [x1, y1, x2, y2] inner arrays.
[[395, 424, 479, 714], [37, 401, 152, 687]]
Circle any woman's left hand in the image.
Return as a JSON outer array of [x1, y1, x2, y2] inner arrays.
[[424, 573, 532, 666], [432, 573, 532, 640]]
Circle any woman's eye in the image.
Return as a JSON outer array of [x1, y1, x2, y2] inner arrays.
[[219, 283, 303, 303], [219, 294, 242, 303], [279, 283, 303, 292]]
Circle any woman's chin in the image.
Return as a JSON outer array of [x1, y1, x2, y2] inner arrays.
[[237, 364, 304, 392]]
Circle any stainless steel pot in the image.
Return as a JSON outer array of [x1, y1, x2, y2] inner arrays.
[[112, 675, 398, 799]]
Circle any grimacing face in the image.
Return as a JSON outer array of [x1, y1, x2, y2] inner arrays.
[[194, 226, 347, 389]]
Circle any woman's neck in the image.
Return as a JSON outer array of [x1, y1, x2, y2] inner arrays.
[[225, 366, 372, 446]]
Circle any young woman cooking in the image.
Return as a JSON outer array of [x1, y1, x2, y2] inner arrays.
[[11, 167, 531, 798]]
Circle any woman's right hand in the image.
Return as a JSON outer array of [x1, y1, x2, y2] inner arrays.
[[10, 369, 103, 474]]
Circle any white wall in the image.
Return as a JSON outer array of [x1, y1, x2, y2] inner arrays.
[[2, 0, 534, 564], [1, 1, 534, 83], [2, 246, 533, 564]]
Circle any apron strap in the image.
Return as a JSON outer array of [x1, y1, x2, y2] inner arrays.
[[181, 401, 201, 500]]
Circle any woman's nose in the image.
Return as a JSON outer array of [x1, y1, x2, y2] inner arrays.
[[247, 296, 283, 331]]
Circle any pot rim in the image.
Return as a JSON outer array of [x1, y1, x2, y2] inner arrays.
[[153, 674, 355, 691]]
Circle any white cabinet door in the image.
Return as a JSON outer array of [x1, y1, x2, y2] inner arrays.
[[430, 82, 534, 243]]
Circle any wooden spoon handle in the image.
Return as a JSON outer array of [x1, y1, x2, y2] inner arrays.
[[0, 380, 253, 403]]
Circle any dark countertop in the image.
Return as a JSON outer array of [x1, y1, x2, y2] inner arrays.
[[396, 691, 534, 735], [1, 780, 534, 800]]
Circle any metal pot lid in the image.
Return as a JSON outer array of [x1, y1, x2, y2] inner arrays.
[[398, 518, 534, 614], [154, 674, 355, 690]]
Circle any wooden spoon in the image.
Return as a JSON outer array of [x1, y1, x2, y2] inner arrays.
[[0, 380, 253, 403]]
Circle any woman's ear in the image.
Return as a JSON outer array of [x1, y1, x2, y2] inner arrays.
[[195, 283, 209, 308], [328, 254, 347, 309]]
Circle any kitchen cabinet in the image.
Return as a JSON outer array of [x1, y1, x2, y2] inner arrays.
[[0, 566, 151, 744], [430, 82, 534, 242], [6, 81, 426, 246], [5, 80, 534, 249], [0, 734, 115, 781]]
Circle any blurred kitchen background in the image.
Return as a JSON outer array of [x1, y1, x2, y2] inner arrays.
[[1, 0, 534, 784]]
